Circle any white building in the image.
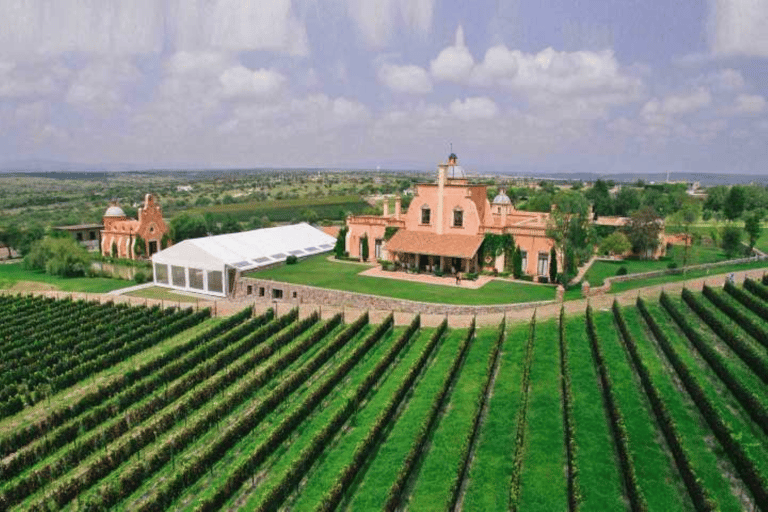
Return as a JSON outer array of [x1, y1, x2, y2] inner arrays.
[[151, 223, 336, 297]]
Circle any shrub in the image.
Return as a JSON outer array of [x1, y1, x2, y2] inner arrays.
[[286, 255, 298, 265], [667, 262, 678, 270], [616, 266, 628, 276], [433, 267, 444, 277], [465, 272, 478, 281], [134, 271, 148, 284]]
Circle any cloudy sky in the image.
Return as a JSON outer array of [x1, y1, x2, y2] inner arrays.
[[0, 0, 767, 174]]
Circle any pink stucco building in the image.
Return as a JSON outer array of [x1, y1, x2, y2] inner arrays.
[[101, 193, 170, 260], [346, 154, 559, 279]]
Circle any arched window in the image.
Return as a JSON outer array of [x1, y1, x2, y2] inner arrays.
[[453, 207, 463, 227], [421, 205, 431, 225]]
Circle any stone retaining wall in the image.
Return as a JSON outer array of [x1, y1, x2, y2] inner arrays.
[[582, 254, 767, 298], [235, 276, 554, 316]]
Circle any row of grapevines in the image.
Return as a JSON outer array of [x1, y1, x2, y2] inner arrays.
[[638, 297, 768, 509], [612, 302, 715, 511]]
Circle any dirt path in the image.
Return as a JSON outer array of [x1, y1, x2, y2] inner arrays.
[[3, 267, 766, 327]]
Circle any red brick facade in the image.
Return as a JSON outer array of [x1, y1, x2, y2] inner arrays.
[[101, 194, 170, 259]]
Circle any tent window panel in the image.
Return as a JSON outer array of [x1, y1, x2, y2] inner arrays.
[[155, 263, 169, 284], [207, 271, 223, 293], [189, 268, 204, 290], [171, 265, 186, 287]]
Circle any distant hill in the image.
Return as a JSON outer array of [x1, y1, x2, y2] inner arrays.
[[1, 160, 765, 186]]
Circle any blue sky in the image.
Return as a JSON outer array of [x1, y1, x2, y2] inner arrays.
[[0, 0, 766, 174]]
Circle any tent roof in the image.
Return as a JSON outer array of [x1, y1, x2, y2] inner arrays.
[[152, 223, 337, 272]]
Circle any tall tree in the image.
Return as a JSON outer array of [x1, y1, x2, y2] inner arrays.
[[720, 225, 743, 258], [624, 207, 663, 259], [744, 211, 762, 251], [585, 179, 612, 216], [546, 190, 591, 282], [512, 245, 523, 278], [704, 185, 728, 212], [670, 201, 700, 267], [170, 213, 208, 242], [723, 185, 746, 221], [614, 186, 641, 216]]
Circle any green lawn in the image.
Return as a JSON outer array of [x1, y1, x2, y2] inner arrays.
[[584, 244, 729, 287], [0, 262, 130, 293], [251, 255, 556, 305]]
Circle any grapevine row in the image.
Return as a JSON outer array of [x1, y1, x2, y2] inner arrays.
[[664, 291, 768, 435], [612, 302, 715, 511], [638, 297, 768, 510], [585, 305, 647, 512]]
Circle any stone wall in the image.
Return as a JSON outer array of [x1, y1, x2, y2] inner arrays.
[[582, 253, 768, 298], [235, 275, 554, 316]]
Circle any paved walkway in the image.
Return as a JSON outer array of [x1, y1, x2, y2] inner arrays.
[[106, 282, 154, 295], [359, 267, 493, 289]]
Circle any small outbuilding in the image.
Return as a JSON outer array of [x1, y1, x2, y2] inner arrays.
[[151, 223, 336, 297]]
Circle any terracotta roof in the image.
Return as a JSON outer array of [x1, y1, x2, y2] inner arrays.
[[321, 226, 341, 238], [386, 230, 484, 259]]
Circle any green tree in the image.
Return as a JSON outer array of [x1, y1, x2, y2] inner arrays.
[[546, 190, 591, 282], [614, 186, 640, 216], [723, 185, 746, 221], [134, 234, 146, 258], [704, 185, 728, 212], [360, 233, 369, 261], [161, 233, 171, 250], [670, 201, 700, 267], [585, 179, 612, 216], [334, 226, 348, 258], [523, 191, 554, 213], [624, 207, 662, 259], [720, 225, 743, 258], [220, 215, 241, 234], [300, 209, 319, 224], [512, 245, 523, 278], [598, 232, 631, 256], [744, 211, 762, 250], [111, 242, 118, 258], [170, 213, 208, 242], [24, 237, 91, 277], [549, 247, 557, 283]]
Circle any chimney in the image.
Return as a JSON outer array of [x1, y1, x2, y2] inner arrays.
[[394, 196, 401, 220], [382, 198, 389, 217]]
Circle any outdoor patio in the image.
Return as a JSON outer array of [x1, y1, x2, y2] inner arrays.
[[359, 266, 493, 289]]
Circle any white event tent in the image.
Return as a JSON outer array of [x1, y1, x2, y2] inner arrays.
[[151, 223, 337, 297]]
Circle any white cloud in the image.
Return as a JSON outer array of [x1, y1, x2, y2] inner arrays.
[[733, 94, 767, 114], [346, 0, 434, 48], [66, 60, 141, 113], [701, 68, 745, 91], [472, 47, 641, 101], [642, 88, 712, 123], [219, 66, 287, 99], [170, 0, 309, 55], [166, 52, 232, 76], [0, 0, 163, 56], [430, 26, 475, 82], [0, 60, 67, 99], [709, 0, 768, 57], [378, 63, 432, 94], [449, 97, 498, 120]]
